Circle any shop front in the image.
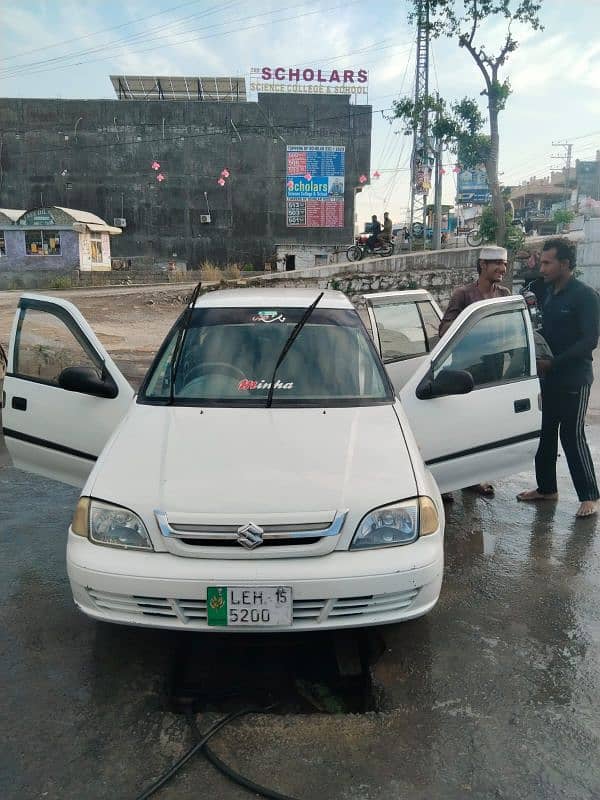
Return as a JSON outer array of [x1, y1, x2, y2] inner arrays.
[[0, 206, 121, 272]]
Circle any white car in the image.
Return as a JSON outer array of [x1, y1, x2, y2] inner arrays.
[[3, 288, 540, 631]]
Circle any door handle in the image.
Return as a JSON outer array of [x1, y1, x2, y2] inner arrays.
[[11, 396, 27, 411], [514, 398, 530, 413]]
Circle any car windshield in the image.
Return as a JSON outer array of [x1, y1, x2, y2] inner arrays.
[[139, 306, 392, 406]]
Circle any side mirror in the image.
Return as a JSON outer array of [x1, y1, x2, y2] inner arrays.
[[58, 366, 118, 399], [416, 368, 474, 399]]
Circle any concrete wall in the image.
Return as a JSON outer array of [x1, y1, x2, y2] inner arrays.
[[0, 94, 371, 268], [578, 219, 600, 290]]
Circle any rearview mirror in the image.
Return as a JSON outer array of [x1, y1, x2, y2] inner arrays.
[[58, 366, 118, 399], [416, 368, 474, 399]]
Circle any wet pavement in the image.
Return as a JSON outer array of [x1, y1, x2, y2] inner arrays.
[[2, 415, 600, 798]]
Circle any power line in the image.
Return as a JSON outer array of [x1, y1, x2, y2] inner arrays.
[[0, 1, 241, 76], [0, 1, 361, 81], [0, 0, 207, 63]]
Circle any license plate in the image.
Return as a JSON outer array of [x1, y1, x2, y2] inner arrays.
[[206, 586, 293, 627]]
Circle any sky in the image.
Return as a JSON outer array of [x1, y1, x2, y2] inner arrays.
[[0, 0, 599, 227]]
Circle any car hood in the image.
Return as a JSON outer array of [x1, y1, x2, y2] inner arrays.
[[90, 403, 417, 519]]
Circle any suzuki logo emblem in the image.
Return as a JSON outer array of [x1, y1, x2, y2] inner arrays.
[[237, 522, 264, 550]]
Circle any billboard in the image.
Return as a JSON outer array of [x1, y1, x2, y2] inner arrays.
[[456, 167, 491, 204], [250, 67, 368, 96], [286, 146, 345, 228]]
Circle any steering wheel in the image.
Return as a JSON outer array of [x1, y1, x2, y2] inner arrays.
[[183, 362, 247, 384]]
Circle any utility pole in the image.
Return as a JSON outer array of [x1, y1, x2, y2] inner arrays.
[[432, 95, 443, 250], [552, 140, 573, 209], [409, 0, 430, 251]]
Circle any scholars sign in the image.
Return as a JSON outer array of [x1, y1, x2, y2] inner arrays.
[[250, 67, 368, 95], [286, 146, 345, 228]]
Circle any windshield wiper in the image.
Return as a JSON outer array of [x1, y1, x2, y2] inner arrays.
[[266, 292, 324, 408], [168, 281, 203, 405]]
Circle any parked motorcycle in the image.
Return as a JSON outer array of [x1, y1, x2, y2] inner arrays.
[[346, 237, 395, 262], [466, 227, 483, 247]]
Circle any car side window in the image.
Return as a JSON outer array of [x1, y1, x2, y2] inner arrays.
[[433, 309, 530, 388], [14, 307, 101, 385], [417, 301, 440, 350], [371, 301, 427, 362]]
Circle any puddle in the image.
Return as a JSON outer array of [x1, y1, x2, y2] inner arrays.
[[162, 629, 386, 715]]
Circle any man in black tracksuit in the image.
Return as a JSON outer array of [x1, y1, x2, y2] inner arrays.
[[518, 238, 600, 517]]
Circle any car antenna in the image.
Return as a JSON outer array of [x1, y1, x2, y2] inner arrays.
[[265, 292, 324, 409], [169, 280, 203, 405]]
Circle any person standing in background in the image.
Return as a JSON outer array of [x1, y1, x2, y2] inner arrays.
[[517, 238, 600, 518], [439, 244, 510, 499]]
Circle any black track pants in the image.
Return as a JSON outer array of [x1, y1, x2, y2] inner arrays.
[[535, 383, 599, 501]]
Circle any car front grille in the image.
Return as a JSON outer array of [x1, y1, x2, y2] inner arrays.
[[153, 509, 348, 559], [86, 588, 418, 627]]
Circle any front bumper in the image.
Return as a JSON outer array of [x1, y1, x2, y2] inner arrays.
[[67, 530, 444, 631]]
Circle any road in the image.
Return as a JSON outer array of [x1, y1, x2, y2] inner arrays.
[[1, 286, 600, 799]]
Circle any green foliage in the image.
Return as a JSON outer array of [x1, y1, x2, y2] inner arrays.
[[479, 206, 497, 243], [553, 209, 575, 226], [49, 276, 73, 289], [506, 221, 525, 253], [394, 93, 490, 170], [479, 207, 525, 252]]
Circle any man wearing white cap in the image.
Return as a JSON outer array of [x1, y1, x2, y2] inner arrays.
[[439, 245, 510, 336], [438, 245, 510, 498]]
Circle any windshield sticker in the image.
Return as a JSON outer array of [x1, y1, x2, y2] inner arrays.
[[251, 310, 287, 323], [239, 379, 294, 391]]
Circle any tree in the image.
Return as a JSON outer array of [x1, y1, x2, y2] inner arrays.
[[396, 0, 544, 246], [553, 208, 575, 231]]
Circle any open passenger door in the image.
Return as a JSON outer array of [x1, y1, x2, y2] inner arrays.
[[2, 294, 134, 488], [376, 295, 541, 494], [363, 290, 442, 392]]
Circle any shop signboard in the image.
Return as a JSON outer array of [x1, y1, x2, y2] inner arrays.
[[286, 146, 345, 228], [250, 67, 368, 96], [20, 209, 56, 226], [456, 167, 491, 204]]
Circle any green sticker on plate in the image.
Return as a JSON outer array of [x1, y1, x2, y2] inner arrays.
[[207, 587, 227, 626]]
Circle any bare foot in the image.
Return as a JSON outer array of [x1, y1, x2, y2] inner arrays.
[[516, 489, 558, 502], [576, 500, 599, 518]]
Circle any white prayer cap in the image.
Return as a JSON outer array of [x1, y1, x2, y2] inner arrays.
[[480, 245, 508, 261]]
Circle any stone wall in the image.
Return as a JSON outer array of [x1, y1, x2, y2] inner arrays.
[[242, 246, 482, 307]]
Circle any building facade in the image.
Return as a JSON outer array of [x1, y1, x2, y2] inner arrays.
[[0, 92, 372, 268], [0, 206, 120, 272]]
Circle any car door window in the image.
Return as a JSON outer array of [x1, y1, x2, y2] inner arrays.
[[417, 301, 440, 350], [433, 309, 530, 388], [371, 301, 427, 362], [14, 307, 102, 384]]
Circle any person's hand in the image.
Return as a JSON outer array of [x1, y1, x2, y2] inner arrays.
[[536, 357, 553, 376]]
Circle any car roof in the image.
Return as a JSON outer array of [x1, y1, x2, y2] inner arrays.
[[193, 288, 354, 309]]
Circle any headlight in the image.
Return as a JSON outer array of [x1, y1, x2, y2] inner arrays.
[[350, 497, 439, 550], [71, 497, 154, 551]]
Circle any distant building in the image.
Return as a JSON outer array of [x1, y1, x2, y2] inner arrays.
[[509, 168, 576, 223], [576, 152, 600, 203], [0, 206, 121, 272], [0, 81, 371, 268]]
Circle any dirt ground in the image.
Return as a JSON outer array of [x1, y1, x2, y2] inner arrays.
[[0, 284, 198, 386]]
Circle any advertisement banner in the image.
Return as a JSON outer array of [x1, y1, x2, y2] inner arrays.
[[456, 167, 491, 203], [250, 67, 368, 96], [286, 146, 345, 228]]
